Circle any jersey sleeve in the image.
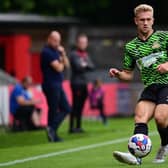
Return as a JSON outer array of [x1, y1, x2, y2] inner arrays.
[[47, 50, 59, 64], [13, 86, 23, 98], [165, 32, 168, 50], [123, 45, 136, 71], [157, 31, 168, 51], [42, 49, 59, 65]]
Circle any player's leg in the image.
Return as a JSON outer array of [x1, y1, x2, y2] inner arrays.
[[99, 103, 107, 125], [153, 85, 168, 163], [134, 100, 155, 135], [76, 84, 87, 132], [42, 85, 62, 142], [14, 105, 35, 131], [113, 100, 155, 165], [153, 104, 168, 163], [69, 84, 76, 133], [58, 87, 71, 129]]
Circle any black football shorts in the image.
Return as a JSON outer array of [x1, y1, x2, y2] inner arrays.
[[139, 84, 168, 105]]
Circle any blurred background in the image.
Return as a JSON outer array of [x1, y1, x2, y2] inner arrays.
[[0, 0, 167, 127]]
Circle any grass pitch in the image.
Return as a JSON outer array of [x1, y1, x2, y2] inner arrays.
[[0, 117, 166, 168]]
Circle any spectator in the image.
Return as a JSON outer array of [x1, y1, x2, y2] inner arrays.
[[10, 76, 41, 131], [69, 34, 95, 133], [40, 31, 71, 142], [89, 79, 107, 125]]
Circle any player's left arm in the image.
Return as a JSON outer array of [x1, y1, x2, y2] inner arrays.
[[57, 45, 70, 68], [157, 32, 168, 74], [157, 62, 168, 74]]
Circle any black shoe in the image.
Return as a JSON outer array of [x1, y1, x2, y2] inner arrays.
[[69, 128, 85, 134], [102, 119, 108, 126], [54, 136, 63, 142], [69, 128, 77, 134], [46, 127, 63, 142], [76, 128, 85, 133]]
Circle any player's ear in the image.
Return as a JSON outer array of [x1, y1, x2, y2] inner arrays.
[[152, 17, 154, 25], [134, 17, 138, 25]]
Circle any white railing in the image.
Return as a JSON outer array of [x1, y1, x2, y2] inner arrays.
[[0, 86, 9, 125], [0, 70, 17, 85]]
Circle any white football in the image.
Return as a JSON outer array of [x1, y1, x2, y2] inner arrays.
[[128, 134, 152, 158]]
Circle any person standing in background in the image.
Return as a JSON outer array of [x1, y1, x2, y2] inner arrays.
[[89, 79, 107, 125], [69, 34, 95, 133], [40, 31, 71, 142]]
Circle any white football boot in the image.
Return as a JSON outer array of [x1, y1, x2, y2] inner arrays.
[[113, 151, 141, 165], [153, 145, 168, 163]]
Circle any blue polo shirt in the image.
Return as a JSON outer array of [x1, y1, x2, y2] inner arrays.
[[10, 84, 31, 114], [40, 45, 63, 86]]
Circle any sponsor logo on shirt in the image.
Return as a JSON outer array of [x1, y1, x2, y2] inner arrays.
[[152, 41, 161, 49], [136, 51, 164, 70]]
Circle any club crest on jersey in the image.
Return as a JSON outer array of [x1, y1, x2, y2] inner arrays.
[[152, 41, 160, 49]]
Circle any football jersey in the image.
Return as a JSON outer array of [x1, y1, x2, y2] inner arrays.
[[123, 31, 168, 87]]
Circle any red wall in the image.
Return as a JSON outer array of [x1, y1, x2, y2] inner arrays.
[[31, 53, 42, 83], [24, 82, 127, 126], [0, 35, 31, 80], [9, 81, 129, 126]]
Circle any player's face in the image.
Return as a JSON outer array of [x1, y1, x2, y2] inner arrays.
[[49, 34, 61, 49], [23, 78, 32, 89], [134, 11, 154, 34], [77, 37, 88, 50]]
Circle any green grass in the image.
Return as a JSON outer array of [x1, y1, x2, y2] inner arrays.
[[0, 117, 166, 168]]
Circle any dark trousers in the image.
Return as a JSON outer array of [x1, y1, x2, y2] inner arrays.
[[91, 103, 107, 123], [70, 84, 88, 130], [14, 105, 35, 130], [42, 84, 71, 131]]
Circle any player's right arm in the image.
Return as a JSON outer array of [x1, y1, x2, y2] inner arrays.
[[51, 60, 64, 72], [109, 44, 135, 81], [109, 68, 134, 81], [57, 45, 70, 69], [16, 96, 40, 106], [14, 87, 40, 106]]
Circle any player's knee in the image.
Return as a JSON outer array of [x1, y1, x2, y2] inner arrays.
[[134, 112, 146, 123], [154, 113, 167, 128]]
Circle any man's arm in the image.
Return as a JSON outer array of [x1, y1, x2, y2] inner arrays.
[[50, 46, 70, 72], [50, 60, 65, 72], [109, 68, 134, 81], [157, 62, 168, 74], [70, 53, 87, 72], [85, 56, 95, 71], [58, 46, 70, 68], [109, 44, 135, 81], [61, 55, 70, 68], [16, 96, 39, 106]]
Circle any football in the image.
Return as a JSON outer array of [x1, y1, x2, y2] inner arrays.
[[128, 134, 152, 158]]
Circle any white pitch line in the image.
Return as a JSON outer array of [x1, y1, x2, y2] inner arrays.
[[0, 132, 157, 167]]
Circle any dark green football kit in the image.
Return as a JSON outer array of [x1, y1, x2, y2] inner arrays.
[[123, 31, 168, 104]]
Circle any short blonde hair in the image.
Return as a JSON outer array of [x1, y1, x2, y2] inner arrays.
[[134, 4, 153, 17]]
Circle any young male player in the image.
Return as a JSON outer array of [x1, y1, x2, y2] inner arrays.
[[109, 4, 168, 165]]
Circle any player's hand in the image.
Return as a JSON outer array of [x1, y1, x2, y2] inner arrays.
[[109, 68, 120, 77], [80, 59, 88, 67], [32, 99, 42, 104], [57, 45, 66, 55], [157, 62, 168, 74]]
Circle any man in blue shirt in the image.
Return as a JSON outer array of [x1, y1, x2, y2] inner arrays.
[[40, 31, 71, 142], [10, 76, 40, 130]]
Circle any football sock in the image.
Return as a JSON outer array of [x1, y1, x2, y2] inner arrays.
[[134, 123, 148, 135], [157, 126, 168, 146]]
